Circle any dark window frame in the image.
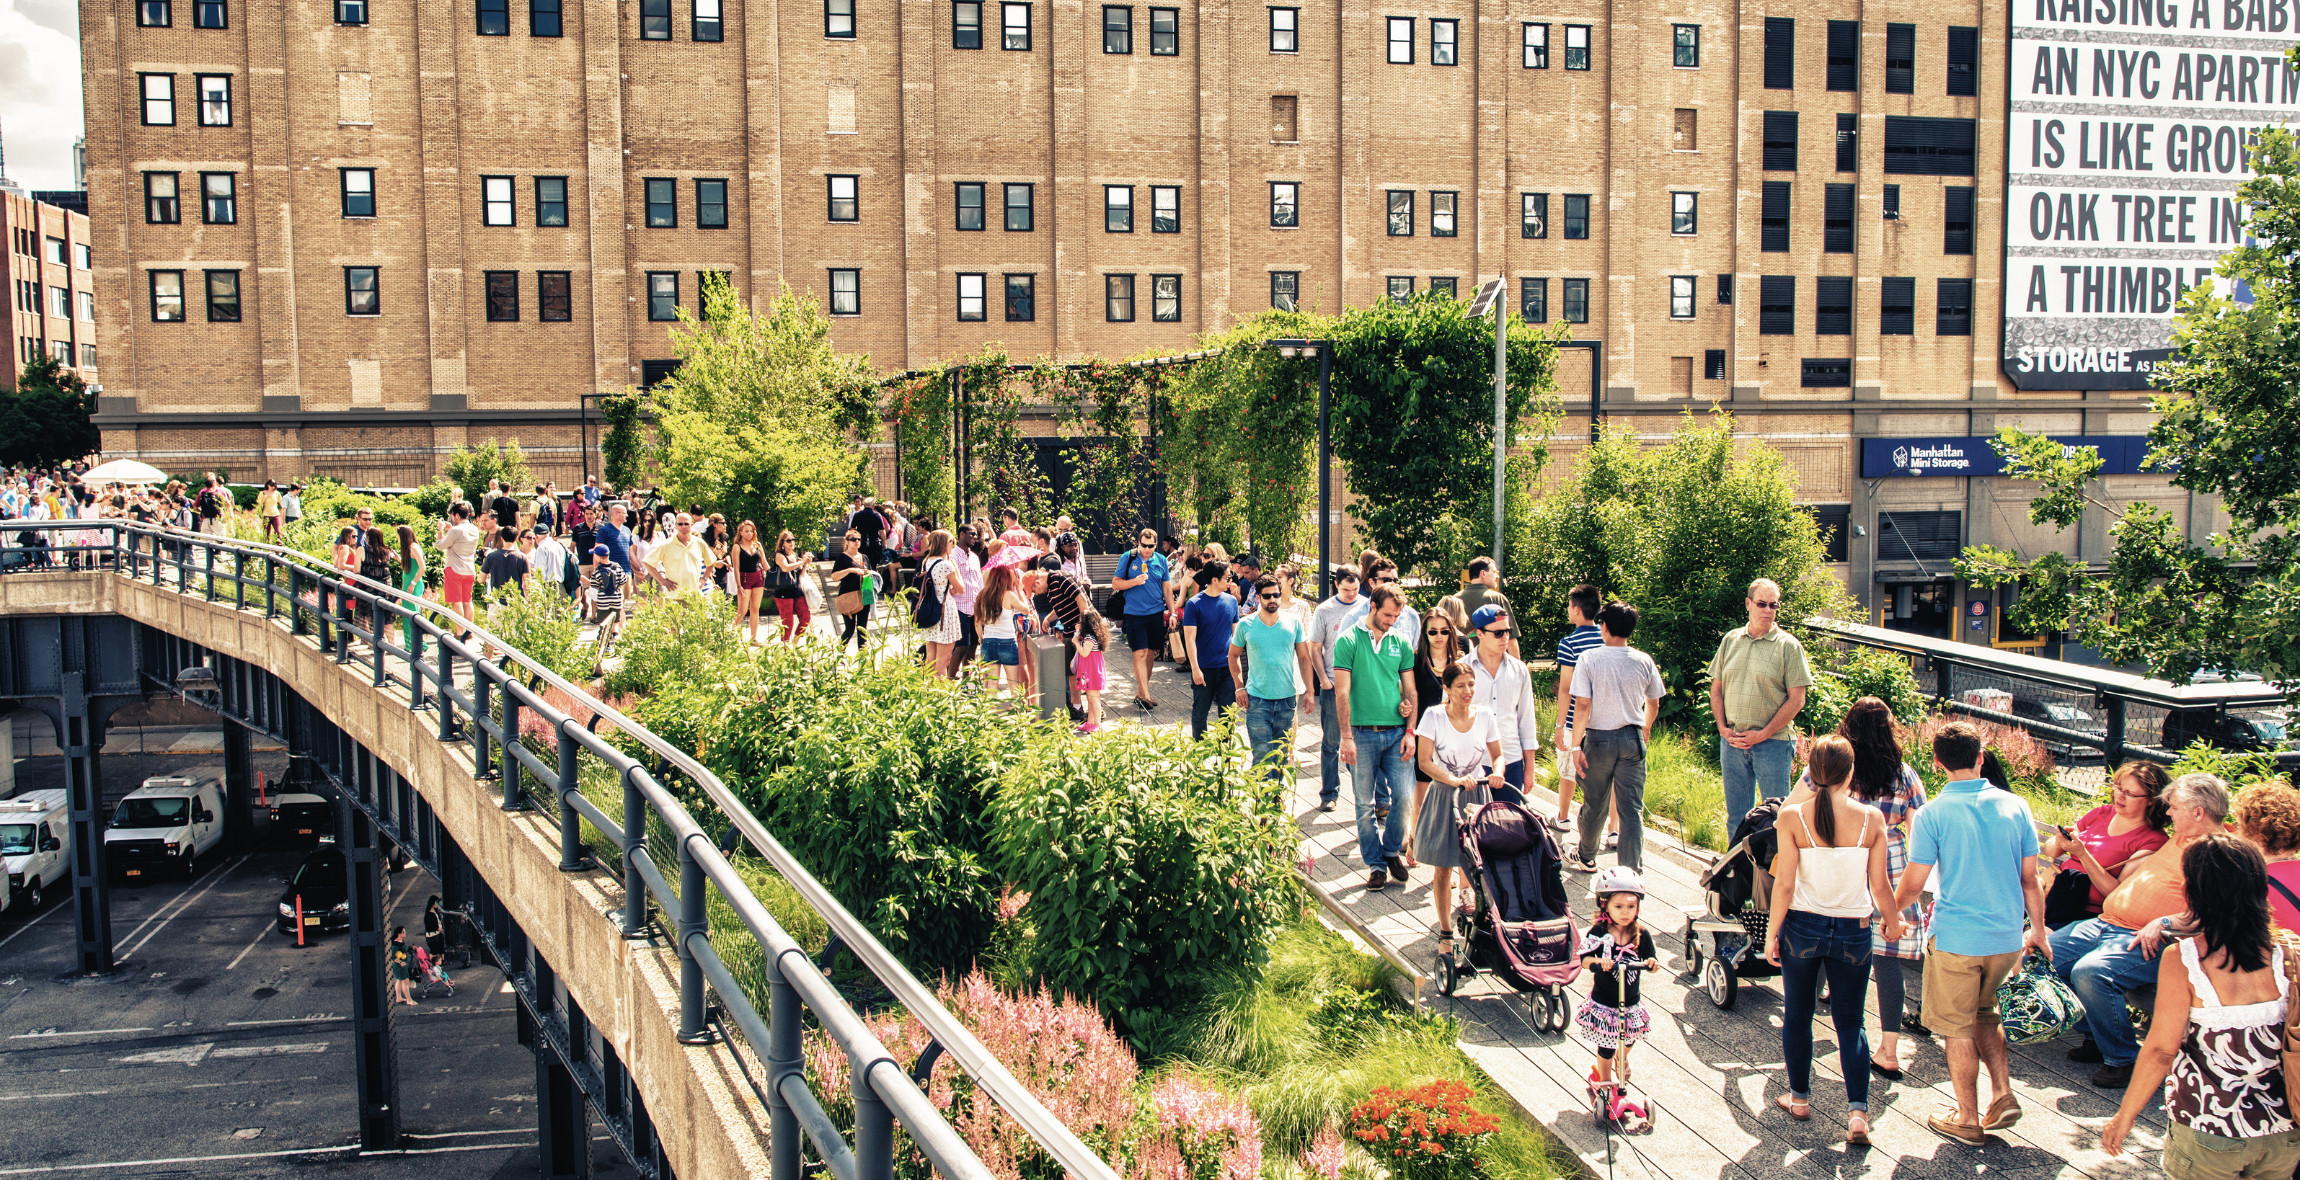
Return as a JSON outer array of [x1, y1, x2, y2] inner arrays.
[[826, 0, 854, 38], [535, 176, 567, 226], [1885, 22, 1914, 93], [1718, 274, 1734, 304], [1705, 349, 1727, 379], [639, 0, 670, 38], [1004, 273, 1035, 321], [1269, 6, 1296, 51], [1936, 277, 1972, 335], [340, 168, 375, 218], [140, 73, 176, 126], [1431, 18, 1457, 65], [479, 0, 509, 34], [1670, 191, 1696, 235], [1946, 26, 1979, 95], [955, 182, 985, 230], [1387, 276, 1415, 304], [1270, 271, 1299, 310], [144, 171, 181, 225], [1882, 183, 1902, 218], [645, 178, 677, 228], [1761, 181, 1790, 251], [481, 175, 516, 226], [195, 74, 233, 126], [485, 270, 520, 322], [1562, 193, 1589, 239], [1763, 17, 1793, 88], [1801, 357, 1852, 388], [826, 175, 857, 223], [1672, 23, 1698, 67], [1105, 184, 1134, 232], [1429, 276, 1457, 298], [1816, 275, 1853, 334], [195, 0, 227, 29], [1837, 112, 1858, 172], [1944, 185, 1974, 254], [1004, 182, 1034, 231], [1521, 276, 1548, 322], [1001, 2, 1029, 49], [1882, 115, 1977, 176], [697, 178, 729, 228], [953, 0, 981, 46], [956, 272, 987, 320], [646, 271, 679, 321], [200, 171, 237, 225], [1270, 181, 1299, 228], [344, 266, 381, 317], [828, 268, 861, 316], [1562, 277, 1589, 323], [1151, 273, 1181, 320], [1826, 20, 1858, 91], [1824, 183, 1854, 253], [1151, 185, 1180, 232], [1759, 274, 1795, 335], [205, 269, 240, 323], [138, 0, 171, 26], [1880, 275, 1915, 334], [337, 0, 367, 23], [530, 0, 561, 35], [1386, 189, 1414, 237], [694, 0, 722, 40], [1763, 110, 1798, 170], [539, 271, 573, 321], [1149, 6, 1177, 53], [1103, 5, 1131, 53], [1563, 23, 1589, 69], [1669, 275, 1695, 319], [1430, 190, 1457, 237], [1522, 22, 1547, 68], [1521, 192, 1547, 238], [1105, 273, 1136, 322], [150, 270, 186, 322], [1386, 16, 1412, 63]]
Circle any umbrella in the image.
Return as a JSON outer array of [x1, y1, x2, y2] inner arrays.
[[81, 459, 167, 485], [984, 544, 1043, 571]]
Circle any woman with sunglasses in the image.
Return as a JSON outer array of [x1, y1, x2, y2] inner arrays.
[[771, 530, 813, 641], [829, 530, 871, 649], [1400, 608, 1468, 877]]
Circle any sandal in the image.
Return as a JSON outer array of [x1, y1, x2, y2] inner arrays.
[[1847, 1111, 1871, 1146], [1775, 1093, 1811, 1121]]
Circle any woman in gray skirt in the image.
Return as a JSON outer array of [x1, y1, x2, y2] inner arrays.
[[1415, 662, 1507, 954]]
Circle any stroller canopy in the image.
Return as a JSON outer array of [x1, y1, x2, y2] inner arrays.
[[1469, 803, 1571, 924]]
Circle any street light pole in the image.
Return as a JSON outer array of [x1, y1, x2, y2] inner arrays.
[[1316, 345, 1333, 600], [1466, 278, 1509, 577]]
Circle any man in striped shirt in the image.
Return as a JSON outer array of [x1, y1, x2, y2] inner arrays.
[[1554, 584, 1615, 847]]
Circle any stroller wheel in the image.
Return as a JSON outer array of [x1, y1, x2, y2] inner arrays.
[[1703, 955, 1740, 1010], [1551, 990, 1572, 1033]]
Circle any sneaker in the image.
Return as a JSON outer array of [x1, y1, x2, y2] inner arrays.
[[1366, 868, 1388, 890], [1926, 1112, 1988, 1146], [1317, 798, 1337, 813], [2091, 1062, 2134, 1089], [1566, 855, 1599, 873], [2067, 1038, 2102, 1063], [1386, 857, 1411, 884], [1604, 831, 1619, 850]]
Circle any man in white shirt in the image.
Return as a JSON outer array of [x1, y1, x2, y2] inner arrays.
[[528, 528, 569, 599], [1467, 605, 1540, 803], [656, 514, 712, 595], [437, 501, 483, 633]]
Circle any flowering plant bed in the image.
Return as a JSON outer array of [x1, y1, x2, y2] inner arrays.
[[1343, 1081, 1502, 1180]]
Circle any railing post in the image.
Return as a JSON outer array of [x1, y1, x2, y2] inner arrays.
[[373, 598, 389, 688], [854, 1060, 895, 1180], [288, 566, 305, 637], [233, 551, 246, 611], [335, 581, 353, 664], [676, 838, 717, 1045], [264, 554, 277, 618], [2103, 694, 2128, 767], [767, 955, 802, 1180], [621, 768, 649, 938], [437, 643, 458, 742], [557, 722, 586, 871], [409, 614, 430, 712], [476, 670, 496, 777], [1933, 654, 1954, 703]]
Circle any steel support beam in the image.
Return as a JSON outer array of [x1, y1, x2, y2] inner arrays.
[[59, 672, 114, 975], [341, 789, 401, 1151], [221, 722, 256, 854]]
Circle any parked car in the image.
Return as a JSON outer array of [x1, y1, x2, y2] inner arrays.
[[106, 770, 227, 880], [2160, 707, 2288, 754], [2009, 696, 2107, 762], [275, 846, 350, 937], [0, 789, 70, 910], [269, 789, 333, 841]]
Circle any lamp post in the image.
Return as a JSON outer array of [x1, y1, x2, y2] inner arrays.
[[1268, 339, 1335, 598], [1466, 279, 1509, 575]]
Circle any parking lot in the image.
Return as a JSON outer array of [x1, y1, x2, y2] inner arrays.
[[0, 730, 618, 1177]]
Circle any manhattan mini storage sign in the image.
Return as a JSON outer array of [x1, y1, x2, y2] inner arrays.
[[2004, 0, 2298, 390], [1861, 436, 2154, 477]]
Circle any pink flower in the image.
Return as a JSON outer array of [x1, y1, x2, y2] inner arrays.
[[1298, 1125, 1345, 1180]]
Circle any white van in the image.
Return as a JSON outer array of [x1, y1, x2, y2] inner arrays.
[[0, 790, 69, 909], [107, 770, 227, 880]]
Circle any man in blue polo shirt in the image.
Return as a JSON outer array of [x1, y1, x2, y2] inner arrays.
[[1894, 721, 2049, 1147], [1111, 526, 1170, 708]]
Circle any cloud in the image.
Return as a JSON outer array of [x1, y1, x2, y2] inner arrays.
[[0, 0, 84, 193]]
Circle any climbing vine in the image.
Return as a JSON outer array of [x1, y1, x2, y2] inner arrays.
[[1155, 309, 1324, 557], [886, 371, 953, 526], [600, 392, 647, 492]]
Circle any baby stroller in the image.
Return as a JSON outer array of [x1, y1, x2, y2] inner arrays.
[[412, 946, 455, 999], [1437, 797, 1582, 1031], [1680, 798, 1785, 1010]]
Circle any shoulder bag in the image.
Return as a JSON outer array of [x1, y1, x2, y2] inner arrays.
[[913, 559, 947, 628], [834, 562, 863, 616]]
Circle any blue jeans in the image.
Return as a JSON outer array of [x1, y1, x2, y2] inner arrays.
[[1350, 725, 1411, 868], [1721, 735, 1795, 834], [1496, 758, 1526, 805], [1319, 686, 1342, 804], [2052, 917, 2157, 1067], [1778, 910, 1875, 1110], [1190, 666, 1235, 739], [1245, 695, 1297, 794]]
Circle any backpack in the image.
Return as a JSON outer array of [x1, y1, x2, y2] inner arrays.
[[1995, 951, 2087, 1045], [198, 487, 224, 518], [912, 559, 945, 628]]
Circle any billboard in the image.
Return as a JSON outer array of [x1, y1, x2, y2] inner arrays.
[[1859, 435, 2154, 478], [2002, 2, 2299, 390]]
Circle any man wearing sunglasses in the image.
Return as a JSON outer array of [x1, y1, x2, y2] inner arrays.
[[1708, 577, 1813, 829], [1231, 575, 1316, 795], [1467, 605, 1539, 804]]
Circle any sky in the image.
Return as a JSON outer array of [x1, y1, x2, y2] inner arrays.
[[0, 0, 85, 193]]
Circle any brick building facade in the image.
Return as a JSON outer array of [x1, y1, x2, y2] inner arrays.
[[3, 192, 98, 392], [79, 0, 2219, 638]]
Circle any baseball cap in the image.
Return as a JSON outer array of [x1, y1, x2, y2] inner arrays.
[[591, 544, 610, 557], [1470, 605, 1508, 632]]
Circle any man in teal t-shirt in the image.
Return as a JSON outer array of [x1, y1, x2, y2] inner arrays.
[[1330, 586, 1417, 889], [1231, 574, 1314, 793]]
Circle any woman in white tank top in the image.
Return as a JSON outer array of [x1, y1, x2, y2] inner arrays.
[[1763, 736, 1904, 1145]]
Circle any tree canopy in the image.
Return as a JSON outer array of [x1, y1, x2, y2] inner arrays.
[[0, 354, 99, 470]]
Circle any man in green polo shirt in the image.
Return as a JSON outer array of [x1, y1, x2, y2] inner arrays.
[[1332, 585, 1418, 890], [1708, 577, 1812, 828]]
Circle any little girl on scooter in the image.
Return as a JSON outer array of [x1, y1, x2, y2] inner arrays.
[[1576, 867, 1660, 1098]]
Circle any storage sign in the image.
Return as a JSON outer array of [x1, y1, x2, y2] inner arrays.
[[2003, 0, 2297, 389], [1860, 435, 2154, 478]]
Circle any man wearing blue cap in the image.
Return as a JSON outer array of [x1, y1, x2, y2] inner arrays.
[[1467, 604, 1540, 803]]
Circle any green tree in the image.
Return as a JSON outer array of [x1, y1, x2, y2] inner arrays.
[[649, 276, 872, 545], [443, 439, 534, 505], [0, 353, 99, 469], [599, 393, 648, 492], [1956, 124, 2300, 691]]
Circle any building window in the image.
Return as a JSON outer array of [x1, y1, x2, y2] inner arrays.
[[646, 272, 678, 320], [1271, 94, 1297, 141], [1151, 185, 1180, 232], [1271, 182, 1298, 227], [1937, 278, 1972, 335], [1002, 3, 1029, 49], [1705, 349, 1726, 379], [338, 0, 366, 21], [482, 175, 515, 226], [645, 178, 676, 227], [1562, 277, 1588, 323], [1150, 7, 1176, 52], [1522, 22, 1547, 67], [197, 75, 232, 125], [44, 237, 63, 265], [78, 289, 94, 320], [1947, 26, 1979, 95], [49, 286, 68, 319], [825, 175, 857, 222], [1763, 111, 1797, 170], [1386, 190, 1413, 236], [1883, 116, 1977, 175], [530, 0, 560, 34], [1824, 183, 1854, 253], [1521, 192, 1546, 238], [1521, 277, 1547, 322], [81, 344, 96, 369], [1718, 274, 1733, 304], [540, 271, 572, 321], [1763, 16, 1793, 88], [826, 0, 853, 37], [1151, 273, 1181, 320], [1835, 113, 1857, 172], [1105, 185, 1133, 231], [1758, 275, 1794, 334], [345, 266, 381, 316], [1387, 276, 1414, 303], [1826, 20, 1857, 91], [1004, 183, 1033, 231], [1883, 183, 1901, 219], [1269, 7, 1295, 50], [535, 176, 567, 226], [1944, 186, 1974, 254], [1387, 17, 1412, 63], [954, 0, 981, 46], [153, 273, 188, 321], [640, 0, 669, 37], [1761, 182, 1790, 251], [1802, 358, 1850, 388], [1562, 193, 1588, 239], [1672, 24, 1698, 67], [1431, 19, 1456, 65], [956, 183, 985, 230], [1880, 276, 1914, 333], [1429, 276, 1457, 297], [201, 172, 237, 224], [695, 0, 722, 39], [1670, 191, 1695, 235], [479, 0, 508, 33], [144, 172, 181, 224], [1430, 191, 1457, 236], [484, 271, 519, 321], [1564, 25, 1589, 69], [141, 74, 176, 126], [956, 273, 986, 320], [1885, 22, 1914, 93], [139, 0, 170, 26], [1106, 274, 1136, 321], [698, 179, 728, 228], [828, 269, 860, 315], [1816, 275, 1852, 333], [1005, 273, 1035, 320], [1270, 272, 1298, 310], [1669, 275, 1694, 318], [196, 0, 226, 29], [1104, 6, 1131, 52], [49, 340, 69, 364], [337, 168, 375, 218]]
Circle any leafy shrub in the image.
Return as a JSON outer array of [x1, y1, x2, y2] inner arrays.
[[485, 583, 591, 685], [1306, 988, 1432, 1054], [605, 591, 756, 700], [1344, 1081, 1502, 1180], [2170, 742, 2291, 789], [403, 478, 460, 521], [993, 724, 1295, 1049], [443, 439, 534, 505]]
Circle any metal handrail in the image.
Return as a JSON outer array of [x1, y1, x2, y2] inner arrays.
[[0, 519, 1117, 1180]]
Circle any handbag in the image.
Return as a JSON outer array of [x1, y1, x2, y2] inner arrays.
[[1995, 950, 2087, 1045], [835, 589, 862, 616], [913, 559, 947, 629], [2044, 867, 2097, 928]]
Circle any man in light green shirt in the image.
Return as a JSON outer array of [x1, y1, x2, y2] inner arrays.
[[1707, 577, 1811, 827]]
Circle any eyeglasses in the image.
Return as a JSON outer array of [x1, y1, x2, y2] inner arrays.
[[2112, 784, 2155, 801], [1751, 600, 1781, 610], [1372, 577, 1397, 585], [1259, 594, 1281, 602], [1481, 627, 1510, 637], [1427, 626, 1451, 635]]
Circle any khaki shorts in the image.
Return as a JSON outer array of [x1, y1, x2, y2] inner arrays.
[[1920, 941, 2022, 1040], [2164, 1124, 2300, 1180]]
